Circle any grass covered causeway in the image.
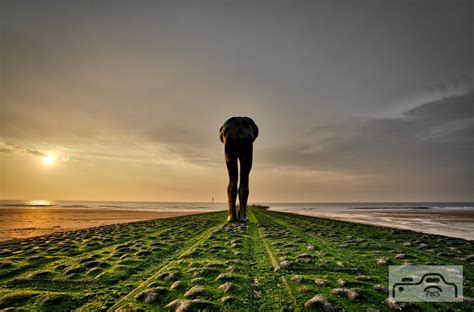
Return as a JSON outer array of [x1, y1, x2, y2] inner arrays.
[[0, 207, 473, 311]]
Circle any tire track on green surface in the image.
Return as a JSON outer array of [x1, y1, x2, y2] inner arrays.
[[256, 208, 370, 261], [244, 218, 260, 310], [250, 209, 300, 312], [256, 209, 339, 252], [264, 209, 463, 265], [257, 228, 279, 271], [255, 208, 384, 280], [253, 208, 382, 312], [257, 209, 474, 312], [107, 222, 225, 312], [247, 210, 292, 311], [280, 277, 299, 311]]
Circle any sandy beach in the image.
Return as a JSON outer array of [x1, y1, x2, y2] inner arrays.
[[0, 208, 207, 241], [277, 208, 474, 240]]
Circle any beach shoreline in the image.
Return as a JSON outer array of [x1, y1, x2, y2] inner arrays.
[[274, 208, 474, 240], [2, 205, 473, 242], [0, 207, 208, 241]]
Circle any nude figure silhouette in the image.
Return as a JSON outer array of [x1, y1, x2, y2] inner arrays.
[[219, 117, 259, 222]]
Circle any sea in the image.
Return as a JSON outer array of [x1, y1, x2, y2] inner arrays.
[[0, 200, 473, 212]]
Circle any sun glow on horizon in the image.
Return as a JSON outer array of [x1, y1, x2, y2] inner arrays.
[[42, 154, 56, 166], [28, 199, 52, 206]]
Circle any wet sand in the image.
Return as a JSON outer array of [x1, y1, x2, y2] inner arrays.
[[277, 209, 474, 240], [0, 208, 207, 241]]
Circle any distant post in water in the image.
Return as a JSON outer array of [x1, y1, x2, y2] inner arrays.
[[219, 117, 259, 222]]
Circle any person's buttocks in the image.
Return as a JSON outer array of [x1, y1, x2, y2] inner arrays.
[[219, 117, 259, 222]]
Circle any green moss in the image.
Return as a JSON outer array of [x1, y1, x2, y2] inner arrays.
[[0, 291, 38, 308], [0, 209, 472, 311]]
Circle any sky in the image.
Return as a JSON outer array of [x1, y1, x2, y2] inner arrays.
[[0, 0, 473, 202]]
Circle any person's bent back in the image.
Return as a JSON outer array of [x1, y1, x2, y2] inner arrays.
[[219, 117, 259, 222]]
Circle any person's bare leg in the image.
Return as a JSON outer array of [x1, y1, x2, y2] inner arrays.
[[225, 148, 238, 223], [238, 147, 253, 222]]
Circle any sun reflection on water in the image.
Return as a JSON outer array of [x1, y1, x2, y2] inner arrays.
[[28, 200, 52, 206]]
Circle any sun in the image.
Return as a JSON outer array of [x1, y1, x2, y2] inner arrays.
[[42, 155, 56, 165]]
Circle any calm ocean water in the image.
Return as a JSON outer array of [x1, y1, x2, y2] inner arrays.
[[0, 200, 473, 212]]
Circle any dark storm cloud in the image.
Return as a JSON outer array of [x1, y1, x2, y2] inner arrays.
[[261, 91, 474, 175]]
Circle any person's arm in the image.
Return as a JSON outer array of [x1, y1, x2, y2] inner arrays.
[[244, 117, 258, 141], [219, 125, 225, 143], [252, 123, 259, 141]]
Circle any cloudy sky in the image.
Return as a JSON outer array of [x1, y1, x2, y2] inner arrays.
[[1, 0, 472, 202]]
